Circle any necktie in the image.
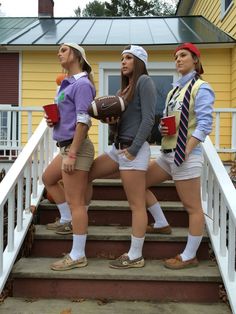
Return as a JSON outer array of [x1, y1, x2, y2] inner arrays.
[[174, 75, 199, 166]]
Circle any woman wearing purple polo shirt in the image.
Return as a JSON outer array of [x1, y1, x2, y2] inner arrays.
[[42, 43, 96, 271]]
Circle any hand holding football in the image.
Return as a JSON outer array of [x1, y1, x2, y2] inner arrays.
[[88, 95, 127, 120]]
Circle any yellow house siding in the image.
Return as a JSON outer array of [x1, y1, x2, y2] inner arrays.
[[192, 0, 236, 37], [200, 49, 231, 161], [21, 47, 233, 159], [232, 47, 236, 105], [190, 0, 236, 160]]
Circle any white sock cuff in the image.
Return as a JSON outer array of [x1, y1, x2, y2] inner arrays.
[[148, 202, 161, 212]]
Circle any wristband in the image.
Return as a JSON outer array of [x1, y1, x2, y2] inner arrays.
[[68, 153, 77, 159]]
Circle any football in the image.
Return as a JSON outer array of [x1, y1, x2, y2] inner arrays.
[[88, 95, 127, 120]]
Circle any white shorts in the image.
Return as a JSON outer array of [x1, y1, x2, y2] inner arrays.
[[107, 141, 150, 171], [155, 151, 204, 180]]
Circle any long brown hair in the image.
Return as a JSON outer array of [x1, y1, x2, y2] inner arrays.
[[119, 45, 148, 103], [191, 52, 204, 77], [61, 44, 95, 87], [70, 47, 96, 88]]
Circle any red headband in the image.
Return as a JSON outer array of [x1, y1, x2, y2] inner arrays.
[[175, 42, 200, 57]]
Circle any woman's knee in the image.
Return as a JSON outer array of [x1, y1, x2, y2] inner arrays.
[[42, 171, 48, 186], [184, 204, 203, 216]]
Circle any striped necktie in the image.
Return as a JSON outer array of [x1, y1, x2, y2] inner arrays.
[[174, 75, 199, 166]]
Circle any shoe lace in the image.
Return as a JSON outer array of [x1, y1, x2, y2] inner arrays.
[[117, 253, 128, 261]]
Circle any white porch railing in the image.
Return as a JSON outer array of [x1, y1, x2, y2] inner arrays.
[[0, 119, 56, 293], [0, 107, 235, 160], [202, 136, 236, 314], [213, 108, 236, 153], [0, 105, 43, 160], [0, 107, 235, 312]]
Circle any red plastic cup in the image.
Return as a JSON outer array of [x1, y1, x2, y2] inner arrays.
[[43, 104, 60, 124], [161, 115, 176, 135]]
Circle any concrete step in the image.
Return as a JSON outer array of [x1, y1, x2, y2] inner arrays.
[[38, 199, 188, 227], [11, 257, 222, 302], [31, 225, 210, 260], [0, 298, 231, 314], [46, 178, 180, 202], [90, 180, 180, 201]]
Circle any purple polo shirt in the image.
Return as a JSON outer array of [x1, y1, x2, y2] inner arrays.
[[53, 73, 96, 142]]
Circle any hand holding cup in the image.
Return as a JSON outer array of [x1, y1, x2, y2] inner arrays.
[[161, 115, 176, 135], [43, 104, 60, 125]]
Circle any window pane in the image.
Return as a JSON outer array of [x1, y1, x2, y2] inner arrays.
[[108, 76, 120, 95], [150, 75, 173, 115], [225, 0, 232, 10]]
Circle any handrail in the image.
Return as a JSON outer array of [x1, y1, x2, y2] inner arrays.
[[213, 108, 236, 153], [0, 107, 235, 309], [202, 136, 236, 314], [0, 119, 56, 293], [0, 106, 43, 160]]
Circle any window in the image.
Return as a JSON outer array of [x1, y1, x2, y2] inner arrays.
[[0, 53, 20, 159], [221, 0, 233, 19], [0, 105, 19, 159]]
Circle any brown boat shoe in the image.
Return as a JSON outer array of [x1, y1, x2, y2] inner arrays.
[[164, 254, 199, 270], [146, 223, 172, 234], [109, 253, 145, 269], [50, 254, 88, 271]]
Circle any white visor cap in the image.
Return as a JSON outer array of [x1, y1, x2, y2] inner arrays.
[[63, 42, 91, 71], [122, 45, 148, 67]]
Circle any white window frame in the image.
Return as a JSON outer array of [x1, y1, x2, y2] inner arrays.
[[98, 61, 178, 157], [221, 0, 234, 20]]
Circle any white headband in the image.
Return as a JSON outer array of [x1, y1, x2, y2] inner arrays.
[[122, 45, 148, 67]]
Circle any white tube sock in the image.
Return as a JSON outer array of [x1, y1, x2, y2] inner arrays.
[[57, 202, 72, 223], [69, 234, 87, 260], [127, 235, 145, 260], [147, 202, 169, 228], [181, 234, 203, 261]]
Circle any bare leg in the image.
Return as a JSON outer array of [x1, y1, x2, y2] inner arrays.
[[86, 154, 119, 204], [175, 177, 204, 236], [145, 160, 171, 207], [42, 154, 72, 226], [164, 177, 204, 267], [63, 170, 88, 235], [145, 160, 172, 231], [121, 170, 147, 238], [42, 154, 65, 204], [115, 169, 147, 262]]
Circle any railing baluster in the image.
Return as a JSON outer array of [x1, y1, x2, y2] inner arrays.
[[17, 175, 23, 232], [213, 184, 219, 235], [228, 213, 235, 281], [39, 140, 44, 185], [220, 196, 227, 256], [232, 112, 236, 149], [7, 190, 15, 252], [207, 168, 213, 218], [0, 204, 3, 275], [12, 111, 17, 147], [33, 149, 38, 198], [24, 160, 32, 213], [201, 161, 207, 201]]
